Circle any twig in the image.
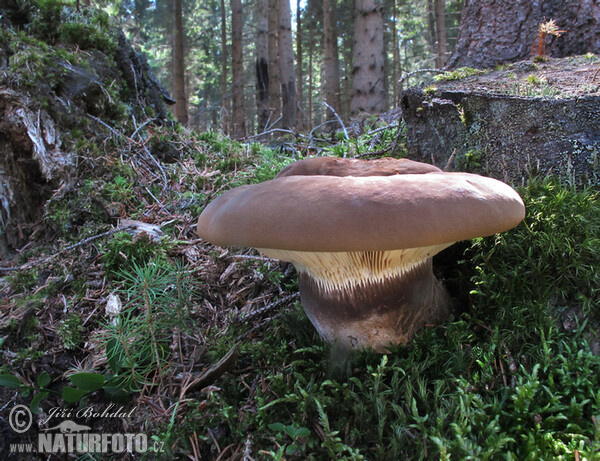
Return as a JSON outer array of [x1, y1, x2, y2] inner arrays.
[[265, 115, 283, 132], [237, 293, 300, 324], [389, 120, 405, 157], [141, 145, 168, 190], [309, 119, 337, 141], [180, 343, 239, 394], [444, 148, 457, 171], [87, 113, 123, 138], [247, 128, 295, 139], [229, 254, 277, 263], [322, 102, 349, 141], [367, 121, 399, 136], [0, 225, 135, 272], [130, 117, 155, 140]]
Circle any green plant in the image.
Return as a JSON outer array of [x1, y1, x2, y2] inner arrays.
[[8, 269, 38, 293], [104, 175, 135, 203], [99, 260, 198, 394], [424, 86, 438, 96], [56, 313, 83, 350], [456, 148, 483, 172], [102, 231, 166, 276], [531, 19, 565, 57], [434, 67, 485, 81], [0, 371, 54, 414], [266, 422, 312, 456]]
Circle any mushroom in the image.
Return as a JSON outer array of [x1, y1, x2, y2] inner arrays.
[[197, 157, 525, 352]]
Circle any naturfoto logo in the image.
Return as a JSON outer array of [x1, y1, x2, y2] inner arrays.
[[8, 404, 163, 455]]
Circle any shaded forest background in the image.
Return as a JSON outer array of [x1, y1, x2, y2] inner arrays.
[[108, 0, 465, 136]]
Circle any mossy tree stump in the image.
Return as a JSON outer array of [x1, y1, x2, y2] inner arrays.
[[401, 57, 600, 184]]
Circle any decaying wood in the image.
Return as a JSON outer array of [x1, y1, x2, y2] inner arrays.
[[401, 58, 600, 184]]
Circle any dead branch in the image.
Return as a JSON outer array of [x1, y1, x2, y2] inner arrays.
[[323, 102, 349, 141], [0, 224, 135, 272]]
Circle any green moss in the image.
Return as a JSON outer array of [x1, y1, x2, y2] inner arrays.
[[44, 181, 109, 238], [57, 314, 83, 350], [424, 86, 438, 95], [456, 148, 483, 172], [102, 231, 173, 277], [434, 67, 486, 81], [59, 21, 116, 52], [8, 270, 38, 293]]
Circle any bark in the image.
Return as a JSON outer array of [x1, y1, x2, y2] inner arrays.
[[296, 0, 304, 131], [255, 0, 270, 133], [172, 0, 188, 124], [323, 0, 342, 124], [231, 0, 246, 138], [434, 0, 448, 68], [220, 0, 229, 134], [351, 0, 385, 115], [427, 0, 436, 52], [268, 0, 281, 124], [391, 0, 400, 106], [279, 0, 297, 130], [400, 60, 600, 183], [307, 18, 314, 132], [449, 0, 600, 69], [0, 90, 73, 254]]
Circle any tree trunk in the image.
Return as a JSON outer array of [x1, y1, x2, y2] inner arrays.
[[255, 0, 270, 133], [427, 0, 436, 53], [307, 17, 314, 132], [268, 0, 281, 126], [279, 0, 297, 130], [231, 0, 246, 138], [391, 0, 400, 106], [323, 0, 342, 125], [351, 0, 385, 115], [434, 0, 447, 68], [220, 0, 229, 134], [172, 0, 188, 124], [449, 0, 600, 69], [296, 0, 304, 131]]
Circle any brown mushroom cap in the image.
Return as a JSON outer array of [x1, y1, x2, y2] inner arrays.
[[275, 156, 442, 177], [196, 172, 525, 253]]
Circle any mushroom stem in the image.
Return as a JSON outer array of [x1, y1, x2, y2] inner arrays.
[[259, 246, 451, 352]]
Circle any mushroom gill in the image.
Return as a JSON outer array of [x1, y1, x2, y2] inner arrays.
[[259, 245, 452, 352]]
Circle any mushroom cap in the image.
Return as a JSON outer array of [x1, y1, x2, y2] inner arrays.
[[196, 171, 526, 252], [276, 156, 442, 178]]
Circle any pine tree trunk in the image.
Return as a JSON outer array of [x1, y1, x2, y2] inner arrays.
[[434, 0, 448, 68], [296, 0, 304, 131], [427, 0, 436, 56], [324, 0, 342, 125], [172, 0, 188, 124], [307, 21, 314, 132], [220, 0, 229, 134], [231, 0, 246, 138], [391, 0, 400, 106], [255, 0, 270, 133], [268, 0, 281, 125], [449, 0, 600, 69], [351, 0, 385, 115], [279, 0, 297, 130]]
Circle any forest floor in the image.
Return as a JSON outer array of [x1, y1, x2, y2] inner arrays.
[[1, 2, 600, 459]]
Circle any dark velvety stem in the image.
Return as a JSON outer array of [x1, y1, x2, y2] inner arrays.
[[297, 259, 449, 352]]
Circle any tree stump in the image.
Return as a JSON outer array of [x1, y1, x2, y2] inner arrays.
[[400, 57, 600, 184]]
